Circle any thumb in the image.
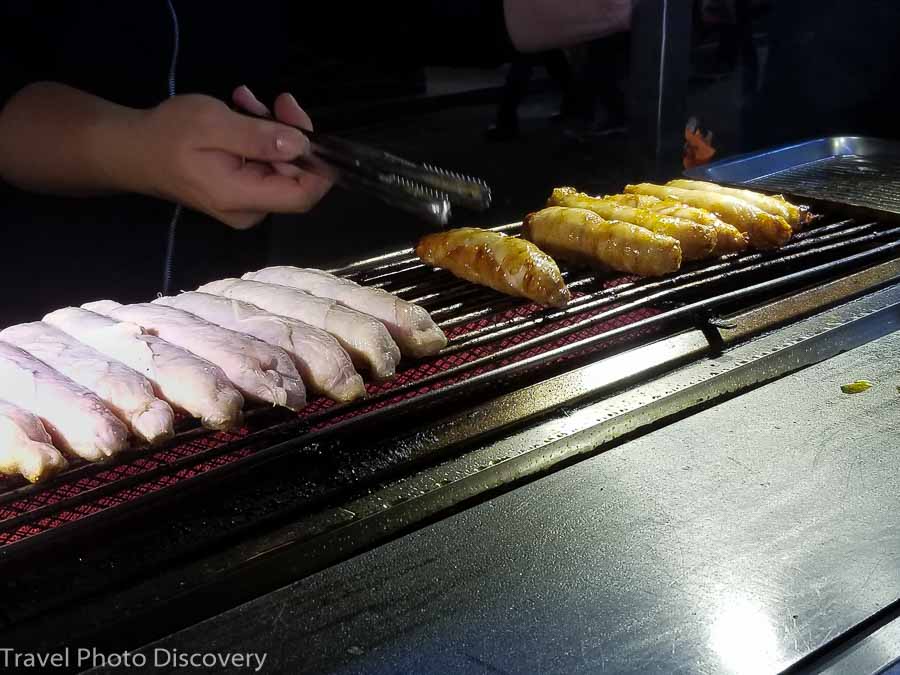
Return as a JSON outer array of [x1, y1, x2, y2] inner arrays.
[[198, 104, 310, 162]]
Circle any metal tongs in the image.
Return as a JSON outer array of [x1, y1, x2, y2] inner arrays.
[[248, 112, 492, 225], [299, 128, 491, 225]]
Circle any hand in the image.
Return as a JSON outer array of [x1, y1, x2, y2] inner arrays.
[[133, 88, 332, 229]]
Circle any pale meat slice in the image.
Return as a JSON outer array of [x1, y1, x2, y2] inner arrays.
[[0, 341, 129, 461], [153, 292, 365, 402], [44, 307, 244, 430], [83, 301, 306, 411], [0, 399, 68, 483], [0, 322, 175, 445], [198, 279, 401, 379], [243, 267, 447, 358]]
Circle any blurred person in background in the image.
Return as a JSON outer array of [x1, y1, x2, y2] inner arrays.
[[486, 2, 632, 142], [562, 31, 630, 141], [485, 50, 574, 142]]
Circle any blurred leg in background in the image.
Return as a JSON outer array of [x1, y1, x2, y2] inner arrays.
[[486, 57, 534, 141], [486, 50, 572, 141], [575, 31, 629, 135]]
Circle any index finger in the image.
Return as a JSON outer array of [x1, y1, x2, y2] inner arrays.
[[198, 103, 310, 163]]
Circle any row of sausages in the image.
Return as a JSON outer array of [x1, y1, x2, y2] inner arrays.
[[416, 179, 813, 307]]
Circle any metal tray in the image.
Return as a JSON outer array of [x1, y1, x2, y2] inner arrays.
[[685, 136, 900, 215]]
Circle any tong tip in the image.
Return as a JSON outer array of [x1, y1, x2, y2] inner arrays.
[[421, 164, 492, 211]]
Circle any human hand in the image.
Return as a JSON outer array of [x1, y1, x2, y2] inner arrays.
[[230, 85, 331, 180], [132, 88, 332, 229]]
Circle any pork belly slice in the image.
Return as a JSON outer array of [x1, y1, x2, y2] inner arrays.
[[153, 292, 365, 402], [198, 278, 401, 379], [0, 399, 68, 483], [83, 301, 306, 411], [0, 341, 129, 461], [44, 307, 244, 431], [0, 322, 175, 445], [244, 267, 447, 358]]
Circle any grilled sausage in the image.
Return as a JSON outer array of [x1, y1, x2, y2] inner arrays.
[[624, 183, 792, 249], [547, 187, 716, 261], [522, 207, 682, 277], [415, 227, 571, 307], [667, 179, 812, 230], [605, 193, 748, 254]]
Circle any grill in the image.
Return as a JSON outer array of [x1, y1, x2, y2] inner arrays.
[[748, 154, 900, 215], [1, 204, 900, 561]]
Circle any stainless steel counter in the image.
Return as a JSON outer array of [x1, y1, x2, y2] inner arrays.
[[125, 329, 900, 674]]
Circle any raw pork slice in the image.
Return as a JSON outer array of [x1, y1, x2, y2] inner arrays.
[[0, 341, 129, 461], [198, 278, 400, 379], [0, 322, 175, 444], [44, 307, 244, 430], [153, 292, 365, 402], [244, 267, 447, 357], [83, 301, 306, 411], [0, 399, 68, 482]]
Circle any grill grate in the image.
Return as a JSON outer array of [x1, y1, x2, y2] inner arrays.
[[1, 215, 899, 554], [748, 155, 900, 215]]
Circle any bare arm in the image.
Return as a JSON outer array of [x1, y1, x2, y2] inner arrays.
[[0, 82, 145, 196], [504, 0, 632, 53], [0, 82, 332, 228]]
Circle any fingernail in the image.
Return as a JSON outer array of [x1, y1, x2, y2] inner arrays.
[[275, 131, 309, 157]]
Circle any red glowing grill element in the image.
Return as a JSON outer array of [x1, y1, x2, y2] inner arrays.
[[0, 288, 661, 549], [2, 215, 898, 554], [0, 266, 661, 551], [0, 428, 254, 547]]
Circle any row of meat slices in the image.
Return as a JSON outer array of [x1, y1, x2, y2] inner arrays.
[[0, 267, 447, 483]]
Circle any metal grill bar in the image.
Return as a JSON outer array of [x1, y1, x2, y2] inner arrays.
[[2, 219, 896, 477], [356, 220, 877, 336], [5, 227, 897, 541], [296, 223, 900, 422], [0, 214, 898, 552], [0, 420, 304, 535], [330, 235, 900, 424], [346, 219, 874, 287], [439, 219, 876, 349]]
